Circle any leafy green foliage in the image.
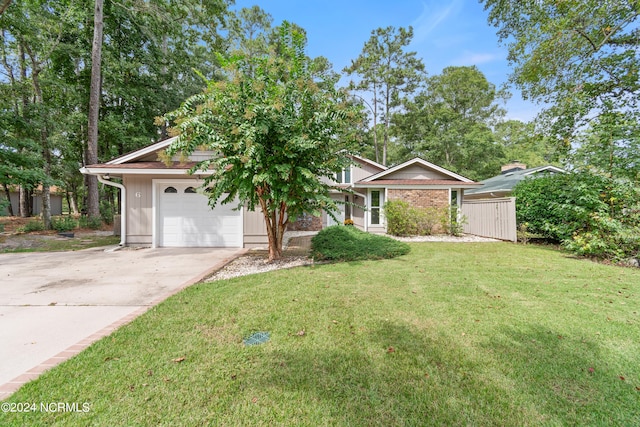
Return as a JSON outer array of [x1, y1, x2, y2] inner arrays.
[[17, 220, 45, 233], [166, 23, 360, 260], [344, 26, 426, 165], [396, 66, 508, 180], [311, 225, 410, 261], [50, 216, 77, 232], [571, 112, 640, 182], [384, 200, 447, 236], [78, 215, 103, 230], [482, 0, 640, 154], [513, 171, 640, 261]]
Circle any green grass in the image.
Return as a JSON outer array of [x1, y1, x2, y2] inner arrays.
[[2, 243, 639, 426], [311, 225, 410, 261]]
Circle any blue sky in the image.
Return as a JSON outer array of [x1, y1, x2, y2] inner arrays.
[[232, 0, 541, 122]]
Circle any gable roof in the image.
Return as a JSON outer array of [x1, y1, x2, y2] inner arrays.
[[466, 165, 566, 195], [359, 157, 474, 183], [106, 136, 178, 165], [349, 154, 387, 172]]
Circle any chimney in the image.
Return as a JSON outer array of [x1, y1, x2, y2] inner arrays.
[[501, 161, 527, 174]]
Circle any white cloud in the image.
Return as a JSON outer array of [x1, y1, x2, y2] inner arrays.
[[412, 0, 464, 44]]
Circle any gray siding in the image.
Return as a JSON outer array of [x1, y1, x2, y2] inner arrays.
[[124, 175, 155, 244], [384, 164, 450, 180], [244, 208, 268, 247]]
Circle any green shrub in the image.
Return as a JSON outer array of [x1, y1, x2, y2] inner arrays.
[[514, 171, 640, 261], [78, 215, 103, 230], [100, 201, 114, 225], [0, 196, 9, 216], [384, 200, 448, 236], [51, 216, 77, 232], [311, 225, 410, 261], [17, 220, 45, 233], [384, 200, 462, 236]]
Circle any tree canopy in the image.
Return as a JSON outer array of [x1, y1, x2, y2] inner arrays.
[[344, 26, 426, 166], [395, 66, 509, 180], [482, 0, 640, 149]]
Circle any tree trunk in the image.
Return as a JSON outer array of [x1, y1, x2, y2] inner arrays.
[[69, 192, 79, 215], [0, 0, 12, 15], [257, 191, 285, 262], [86, 0, 104, 219], [19, 185, 28, 217]]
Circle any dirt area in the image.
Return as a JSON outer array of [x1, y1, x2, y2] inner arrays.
[[0, 217, 117, 252]]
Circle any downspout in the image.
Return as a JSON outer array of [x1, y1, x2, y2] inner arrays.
[[97, 175, 126, 246]]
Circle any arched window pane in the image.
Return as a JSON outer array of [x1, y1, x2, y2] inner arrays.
[[164, 186, 177, 193], [185, 187, 197, 193]]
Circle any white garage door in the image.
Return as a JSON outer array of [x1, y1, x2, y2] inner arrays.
[[158, 183, 242, 247]]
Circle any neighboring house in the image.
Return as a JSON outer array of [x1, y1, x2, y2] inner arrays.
[[464, 162, 566, 200], [80, 137, 480, 248], [0, 186, 63, 217]]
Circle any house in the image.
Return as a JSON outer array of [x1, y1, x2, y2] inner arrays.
[[0, 186, 63, 217], [464, 162, 566, 200], [80, 137, 480, 248]]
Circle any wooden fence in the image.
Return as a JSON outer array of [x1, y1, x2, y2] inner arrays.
[[460, 197, 517, 242]]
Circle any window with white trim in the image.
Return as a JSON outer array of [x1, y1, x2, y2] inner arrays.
[[370, 190, 383, 225], [335, 167, 351, 184]]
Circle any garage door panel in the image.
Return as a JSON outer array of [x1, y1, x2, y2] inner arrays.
[[158, 183, 242, 247]]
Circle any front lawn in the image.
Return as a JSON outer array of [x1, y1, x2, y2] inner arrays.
[[2, 243, 639, 426]]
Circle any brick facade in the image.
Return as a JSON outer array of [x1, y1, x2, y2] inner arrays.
[[287, 213, 323, 231], [388, 189, 449, 209]]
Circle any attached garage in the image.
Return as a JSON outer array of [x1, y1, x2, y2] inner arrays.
[[155, 181, 242, 248]]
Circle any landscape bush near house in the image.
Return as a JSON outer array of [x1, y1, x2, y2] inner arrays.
[[384, 200, 465, 236], [513, 171, 640, 262], [51, 216, 77, 232], [17, 220, 45, 233], [78, 215, 103, 230], [311, 225, 410, 261]]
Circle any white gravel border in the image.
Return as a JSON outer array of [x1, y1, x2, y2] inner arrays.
[[206, 231, 500, 282]]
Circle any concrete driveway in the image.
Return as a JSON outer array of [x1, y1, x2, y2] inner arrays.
[[0, 246, 243, 399]]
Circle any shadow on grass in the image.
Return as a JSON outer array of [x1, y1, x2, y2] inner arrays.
[[256, 322, 543, 426], [250, 320, 639, 426], [485, 324, 638, 426]]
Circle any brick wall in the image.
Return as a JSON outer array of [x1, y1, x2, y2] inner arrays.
[[287, 213, 322, 231], [388, 189, 449, 209]]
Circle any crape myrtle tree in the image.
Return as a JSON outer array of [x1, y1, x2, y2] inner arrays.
[[165, 23, 361, 261]]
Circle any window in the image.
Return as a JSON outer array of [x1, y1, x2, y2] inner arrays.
[[370, 190, 382, 225], [335, 168, 351, 184], [184, 187, 197, 194], [164, 186, 177, 193]]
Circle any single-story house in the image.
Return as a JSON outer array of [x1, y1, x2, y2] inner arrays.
[[464, 162, 566, 200], [80, 137, 480, 248], [0, 186, 63, 217]]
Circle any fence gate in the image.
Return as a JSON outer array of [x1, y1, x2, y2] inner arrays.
[[460, 197, 517, 242]]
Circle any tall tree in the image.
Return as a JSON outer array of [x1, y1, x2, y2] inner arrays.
[[571, 113, 640, 181], [344, 26, 425, 165], [482, 0, 640, 153], [396, 66, 508, 180], [228, 5, 272, 60], [494, 119, 558, 168], [165, 23, 360, 261], [86, 0, 103, 219]]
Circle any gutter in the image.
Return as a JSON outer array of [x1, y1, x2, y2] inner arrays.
[[84, 170, 126, 247]]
